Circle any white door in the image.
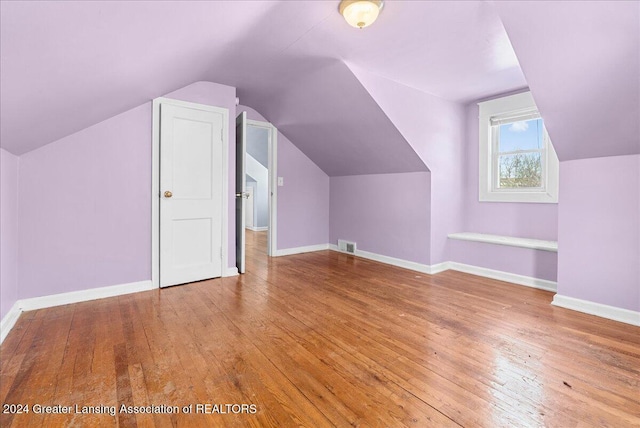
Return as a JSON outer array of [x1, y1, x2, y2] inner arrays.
[[245, 186, 254, 229], [160, 103, 224, 287], [235, 112, 247, 274]]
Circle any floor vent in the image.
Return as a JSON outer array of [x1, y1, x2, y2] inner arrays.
[[338, 239, 357, 254]]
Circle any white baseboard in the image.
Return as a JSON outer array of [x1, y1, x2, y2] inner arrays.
[[18, 280, 155, 312], [552, 294, 640, 326], [0, 280, 155, 344], [247, 226, 268, 232], [328, 246, 556, 292], [1, 302, 22, 344], [330, 245, 435, 274], [447, 262, 557, 292], [429, 261, 450, 274], [224, 267, 239, 277], [275, 244, 330, 257]]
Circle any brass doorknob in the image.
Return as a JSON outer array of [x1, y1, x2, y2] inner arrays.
[[164, 191, 173, 198]]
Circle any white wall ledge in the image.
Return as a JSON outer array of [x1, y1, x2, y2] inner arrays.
[[448, 232, 557, 252]]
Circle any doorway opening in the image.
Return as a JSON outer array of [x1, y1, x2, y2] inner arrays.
[[246, 119, 277, 258], [235, 114, 278, 274], [245, 125, 270, 233]]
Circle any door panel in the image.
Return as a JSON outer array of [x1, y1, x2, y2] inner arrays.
[[172, 118, 214, 199], [172, 218, 212, 266], [235, 112, 247, 274], [160, 104, 223, 287]]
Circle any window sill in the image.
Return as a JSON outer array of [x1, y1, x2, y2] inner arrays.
[[479, 190, 558, 204], [448, 232, 557, 252]]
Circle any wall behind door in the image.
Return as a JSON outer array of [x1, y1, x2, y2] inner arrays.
[[245, 155, 268, 229], [245, 125, 270, 229], [19, 103, 153, 299], [17, 81, 236, 301]]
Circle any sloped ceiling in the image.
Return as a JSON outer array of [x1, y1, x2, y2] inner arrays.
[[495, 1, 640, 161], [0, 1, 524, 170], [247, 58, 428, 176], [2, 1, 535, 175]]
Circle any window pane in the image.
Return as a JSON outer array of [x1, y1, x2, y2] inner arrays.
[[498, 118, 543, 152], [498, 152, 542, 188]]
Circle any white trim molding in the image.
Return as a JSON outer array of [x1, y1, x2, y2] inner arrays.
[[330, 244, 558, 292], [276, 244, 330, 257], [1, 302, 22, 344], [329, 245, 439, 274], [327, 246, 557, 291], [236, 241, 557, 293], [447, 262, 557, 292], [552, 295, 640, 326], [428, 262, 450, 274], [247, 226, 268, 232], [19, 280, 155, 312], [0, 280, 155, 344], [478, 91, 559, 204], [448, 232, 557, 252]]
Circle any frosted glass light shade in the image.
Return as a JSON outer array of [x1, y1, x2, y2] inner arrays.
[[339, 0, 384, 29]]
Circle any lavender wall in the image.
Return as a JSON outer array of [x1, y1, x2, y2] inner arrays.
[[462, 102, 559, 240], [18, 104, 152, 299], [558, 155, 640, 311], [240, 105, 267, 122], [278, 135, 330, 249], [238, 105, 330, 250], [330, 172, 431, 265], [164, 81, 237, 267], [350, 67, 465, 265], [448, 101, 559, 281], [1, 149, 19, 320], [17, 81, 236, 300], [350, 68, 557, 279]]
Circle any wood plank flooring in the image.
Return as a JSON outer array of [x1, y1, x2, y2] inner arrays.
[[1, 230, 639, 427]]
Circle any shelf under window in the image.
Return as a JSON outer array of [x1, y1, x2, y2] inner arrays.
[[448, 232, 557, 252]]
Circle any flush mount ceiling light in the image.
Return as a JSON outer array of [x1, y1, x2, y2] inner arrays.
[[339, 0, 384, 29]]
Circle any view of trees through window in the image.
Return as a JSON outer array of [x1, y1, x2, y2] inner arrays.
[[499, 152, 542, 188], [496, 118, 544, 189]]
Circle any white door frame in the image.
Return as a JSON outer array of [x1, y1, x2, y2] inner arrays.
[[151, 97, 230, 289], [246, 119, 277, 257]]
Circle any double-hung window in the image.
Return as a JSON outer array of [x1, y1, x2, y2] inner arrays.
[[478, 92, 559, 203]]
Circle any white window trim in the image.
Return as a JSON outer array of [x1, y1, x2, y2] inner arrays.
[[478, 91, 559, 203]]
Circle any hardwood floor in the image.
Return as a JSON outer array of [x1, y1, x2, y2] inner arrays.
[[1, 230, 639, 427]]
